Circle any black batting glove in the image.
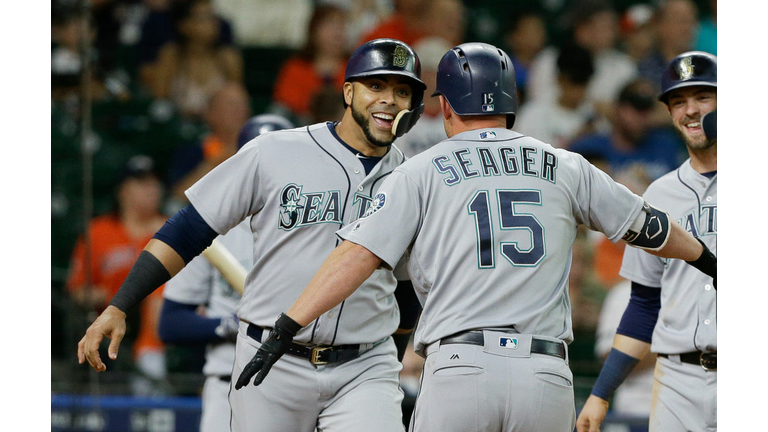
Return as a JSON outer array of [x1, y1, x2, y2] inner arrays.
[[685, 238, 717, 290], [235, 313, 302, 389]]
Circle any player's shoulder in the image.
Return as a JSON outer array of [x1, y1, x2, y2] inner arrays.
[[238, 123, 314, 153], [642, 164, 686, 198]]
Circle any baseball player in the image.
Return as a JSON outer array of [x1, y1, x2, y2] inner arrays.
[[78, 38, 426, 432], [577, 51, 717, 432], [234, 43, 717, 432], [157, 114, 294, 432]]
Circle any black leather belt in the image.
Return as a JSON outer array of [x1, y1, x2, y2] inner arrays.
[[441, 330, 567, 360], [247, 323, 366, 365], [218, 375, 231, 383], [659, 351, 717, 371]]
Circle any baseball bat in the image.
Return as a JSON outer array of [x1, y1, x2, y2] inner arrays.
[[202, 239, 247, 295]]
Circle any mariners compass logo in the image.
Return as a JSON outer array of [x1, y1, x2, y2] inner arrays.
[[393, 46, 408, 67], [677, 57, 695, 80]]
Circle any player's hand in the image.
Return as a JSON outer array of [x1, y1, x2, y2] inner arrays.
[[77, 305, 127, 372], [235, 313, 301, 389], [576, 395, 610, 432], [215, 314, 240, 343]]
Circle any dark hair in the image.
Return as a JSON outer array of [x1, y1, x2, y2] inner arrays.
[[171, 0, 219, 47], [568, 0, 615, 29], [617, 78, 657, 111], [296, 4, 347, 60], [556, 43, 594, 85], [507, 8, 545, 35]]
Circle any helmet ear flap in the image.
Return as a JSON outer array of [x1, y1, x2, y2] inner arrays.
[[392, 103, 425, 137]]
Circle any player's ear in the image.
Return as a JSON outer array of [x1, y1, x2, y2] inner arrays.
[[439, 95, 451, 121], [343, 82, 354, 107]]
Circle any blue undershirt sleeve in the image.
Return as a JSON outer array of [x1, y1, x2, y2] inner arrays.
[[615, 282, 661, 343], [153, 204, 219, 264], [158, 299, 225, 344]]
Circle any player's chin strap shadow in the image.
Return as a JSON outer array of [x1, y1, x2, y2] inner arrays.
[[392, 103, 425, 138]]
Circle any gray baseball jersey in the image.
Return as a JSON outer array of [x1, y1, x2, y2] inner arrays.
[[187, 122, 406, 345], [339, 128, 644, 354], [619, 160, 716, 432], [619, 160, 717, 354], [186, 122, 408, 432]]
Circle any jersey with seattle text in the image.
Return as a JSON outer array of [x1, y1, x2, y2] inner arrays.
[[620, 160, 717, 354], [338, 128, 644, 354], [186, 122, 407, 345]]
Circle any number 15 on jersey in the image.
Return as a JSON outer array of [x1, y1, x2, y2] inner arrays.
[[468, 189, 546, 268]]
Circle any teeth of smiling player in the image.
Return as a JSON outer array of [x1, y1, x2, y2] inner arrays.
[[687, 122, 701, 128], [373, 113, 394, 120]]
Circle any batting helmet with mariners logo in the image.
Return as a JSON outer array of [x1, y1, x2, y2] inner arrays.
[[659, 51, 717, 104], [344, 38, 427, 137], [432, 42, 518, 128]]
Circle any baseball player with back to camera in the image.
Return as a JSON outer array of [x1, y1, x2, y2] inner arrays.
[[78, 38, 425, 432], [577, 51, 717, 432], [233, 43, 717, 432], [157, 114, 293, 432]]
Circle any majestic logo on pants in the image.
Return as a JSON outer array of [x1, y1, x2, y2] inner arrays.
[[499, 337, 518, 349]]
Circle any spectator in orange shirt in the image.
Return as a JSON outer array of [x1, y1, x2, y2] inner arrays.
[[356, 0, 430, 47], [271, 4, 350, 124], [67, 155, 169, 391]]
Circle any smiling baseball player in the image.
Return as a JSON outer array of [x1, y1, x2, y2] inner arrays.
[[577, 51, 718, 432], [157, 114, 294, 432], [78, 38, 426, 432], [233, 43, 717, 432]]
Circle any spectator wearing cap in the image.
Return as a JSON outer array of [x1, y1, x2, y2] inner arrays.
[[66, 155, 169, 394], [515, 43, 596, 149], [618, 3, 656, 63], [527, 0, 637, 127], [569, 78, 685, 181]]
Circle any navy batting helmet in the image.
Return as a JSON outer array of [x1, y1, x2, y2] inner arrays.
[[237, 114, 295, 149], [344, 38, 427, 136], [659, 51, 717, 104], [432, 43, 518, 128]]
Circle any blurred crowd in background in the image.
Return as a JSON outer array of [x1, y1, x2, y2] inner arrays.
[[51, 0, 716, 409]]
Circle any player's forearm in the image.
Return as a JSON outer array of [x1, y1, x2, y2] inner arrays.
[[145, 239, 187, 276], [287, 240, 382, 327], [611, 334, 651, 360], [648, 221, 703, 261]]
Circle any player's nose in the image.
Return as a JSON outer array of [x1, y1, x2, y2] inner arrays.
[[377, 86, 396, 104]]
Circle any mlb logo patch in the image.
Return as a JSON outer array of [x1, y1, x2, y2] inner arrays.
[[479, 131, 497, 140], [481, 104, 495, 112], [499, 337, 518, 349], [361, 193, 387, 218]]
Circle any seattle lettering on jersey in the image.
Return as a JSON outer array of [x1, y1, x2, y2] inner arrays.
[[678, 204, 717, 238], [432, 145, 558, 186], [278, 184, 374, 230]]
